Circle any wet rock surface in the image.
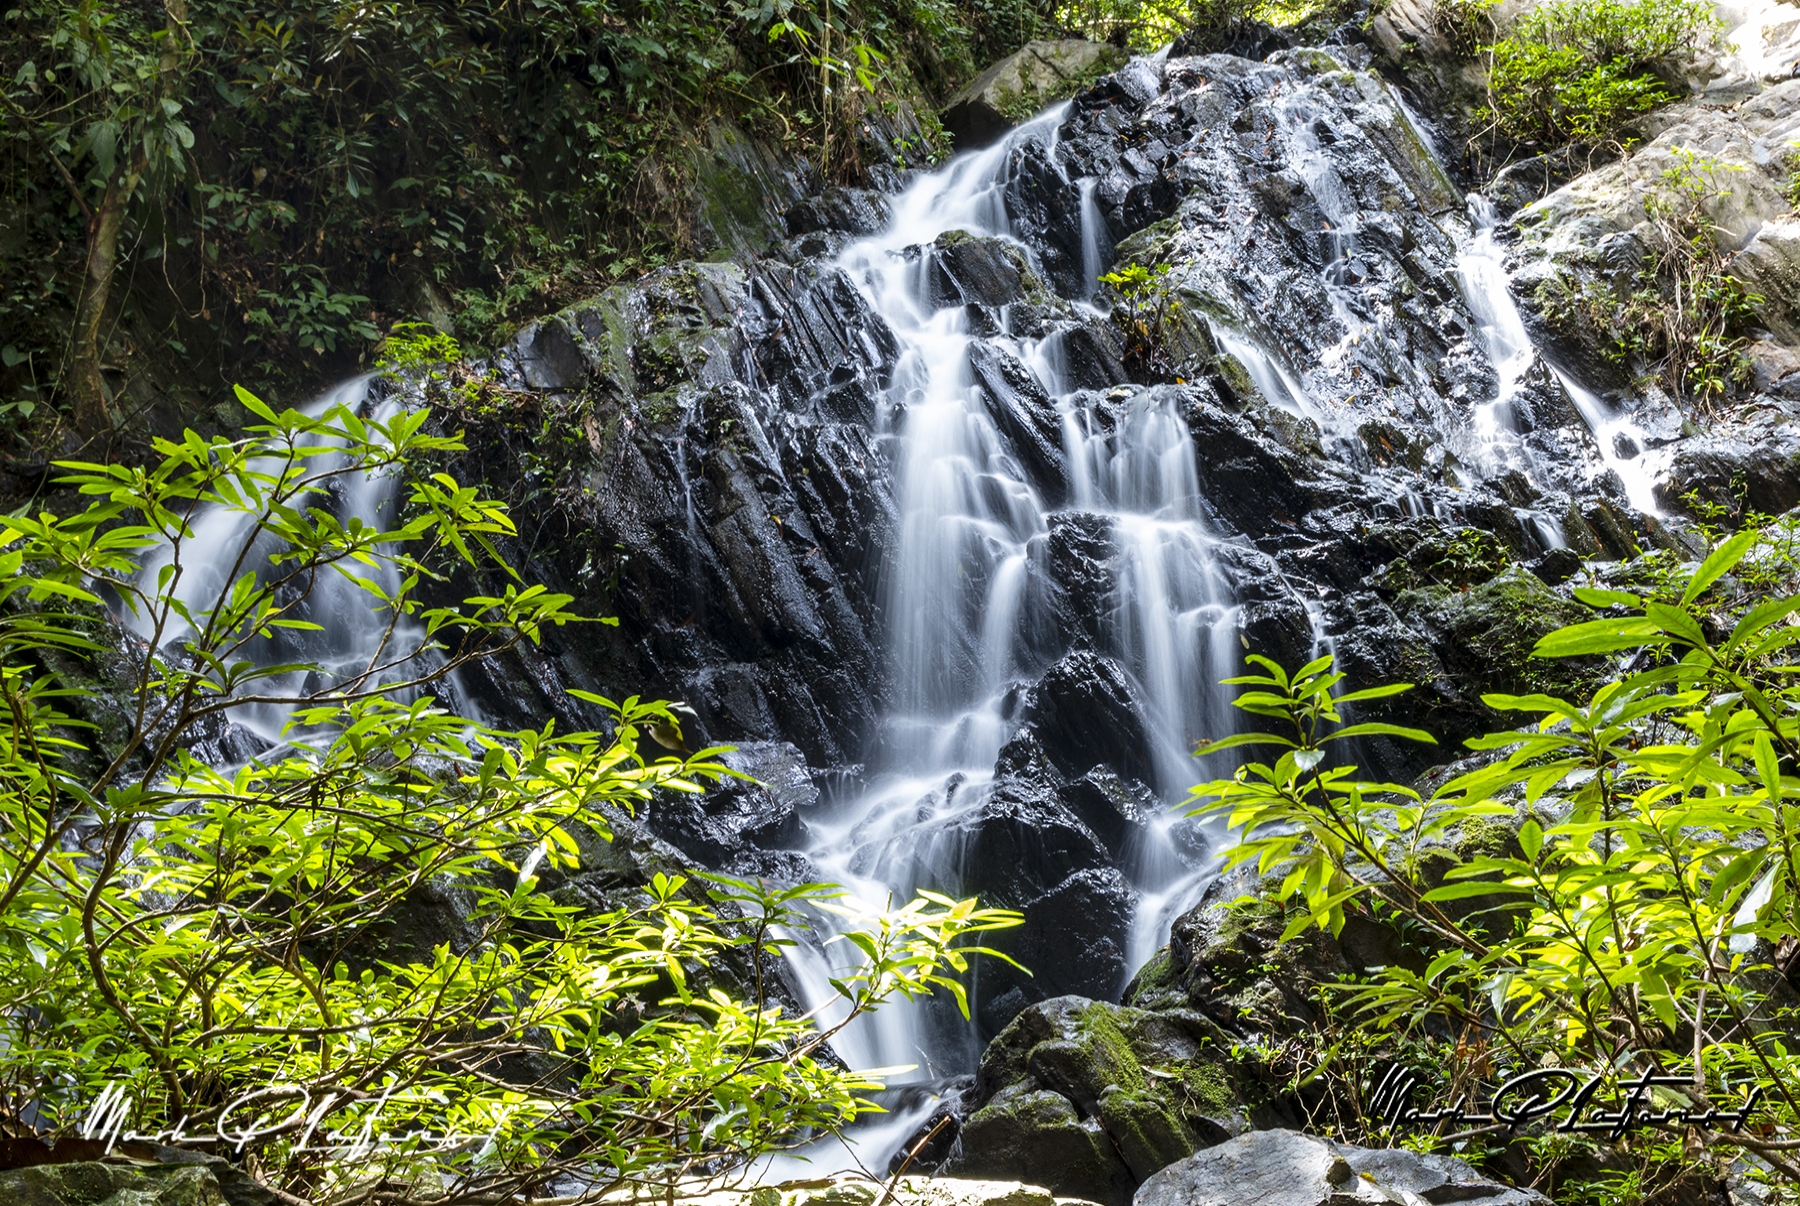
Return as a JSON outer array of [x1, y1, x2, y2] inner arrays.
[[943, 41, 1131, 148], [0, 1163, 236, 1206], [406, 33, 1800, 1188], [945, 995, 1262, 1206]]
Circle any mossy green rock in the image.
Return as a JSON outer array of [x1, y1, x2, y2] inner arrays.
[[1394, 565, 1599, 702], [0, 1164, 226, 1206], [957, 1089, 1136, 1206], [942, 41, 1128, 148], [948, 996, 1252, 1206]]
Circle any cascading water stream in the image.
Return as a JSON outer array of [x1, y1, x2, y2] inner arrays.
[[1442, 172, 1664, 516], [1455, 197, 1540, 476], [764, 104, 1245, 1175], [126, 376, 451, 753]]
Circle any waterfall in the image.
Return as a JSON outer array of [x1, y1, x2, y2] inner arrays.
[[1456, 197, 1540, 477], [1451, 192, 1664, 516], [126, 376, 449, 753], [763, 104, 1244, 1174]]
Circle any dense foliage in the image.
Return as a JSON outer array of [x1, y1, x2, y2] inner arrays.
[[1190, 519, 1800, 1190], [0, 0, 1053, 435], [0, 391, 1019, 1203], [1474, 0, 1719, 150]]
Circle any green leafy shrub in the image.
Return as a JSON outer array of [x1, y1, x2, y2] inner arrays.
[[1187, 523, 1800, 1180], [1052, 0, 1257, 53], [377, 321, 466, 377], [0, 390, 1020, 1202], [1101, 261, 1185, 379], [0, 0, 1023, 421], [1480, 0, 1720, 149]]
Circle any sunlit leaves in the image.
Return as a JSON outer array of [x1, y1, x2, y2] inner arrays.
[[1189, 519, 1800, 1130], [0, 398, 1019, 1204]]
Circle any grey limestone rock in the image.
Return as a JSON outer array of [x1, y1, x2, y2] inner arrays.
[[1134, 1131, 1550, 1206]]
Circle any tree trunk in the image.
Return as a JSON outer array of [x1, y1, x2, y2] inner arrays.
[[68, 0, 185, 440], [70, 176, 125, 440]]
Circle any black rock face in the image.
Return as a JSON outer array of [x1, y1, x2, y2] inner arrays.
[[418, 37, 1774, 1108]]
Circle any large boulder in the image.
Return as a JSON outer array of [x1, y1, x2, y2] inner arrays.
[[1653, 397, 1800, 518], [1509, 81, 1800, 382], [948, 996, 1269, 1206], [1135, 1130, 1550, 1206], [0, 1163, 232, 1206], [942, 41, 1129, 148]]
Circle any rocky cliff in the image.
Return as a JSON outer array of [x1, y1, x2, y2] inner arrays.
[[265, 12, 1800, 1200]]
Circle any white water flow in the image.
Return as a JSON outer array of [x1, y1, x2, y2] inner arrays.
[[1456, 197, 1538, 473], [127, 376, 445, 750], [1453, 199, 1663, 516], [769, 107, 1239, 1175], [1276, 90, 1368, 369]]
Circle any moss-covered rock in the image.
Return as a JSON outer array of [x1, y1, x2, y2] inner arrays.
[[956, 1089, 1137, 1206], [0, 1163, 226, 1206], [948, 996, 1260, 1205], [1393, 565, 1600, 702], [941, 41, 1129, 148]]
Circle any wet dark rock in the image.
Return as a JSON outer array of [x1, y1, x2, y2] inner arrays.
[[1527, 546, 1584, 585], [875, 738, 1132, 1032], [928, 234, 1035, 308], [1046, 511, 1116, 650], [643, 741, 816, 878], [1024, 651, 1155, 782], [1483, 149, 1594, 217], [1003, 143, 1103, 298], [976, 867, 1135, 1032], [1210, 542, 1316, 671], [514, 316, 588, 390], [1057, 323, 1133, 389], [443, 256, 907, 772], [949, 995, 1255, 1205], [182, 713, 272, 767], [969, 341, 1070, 499], [1060, 767, 1160, 861], [1654, 400, 1800, 520], [786, 186, 893, 237], [1180, 402, 1328, 541]]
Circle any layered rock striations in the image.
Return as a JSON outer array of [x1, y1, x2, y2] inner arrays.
[[383, 30, 1800, 1199]]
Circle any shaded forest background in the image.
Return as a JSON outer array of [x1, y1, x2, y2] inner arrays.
[[0, 0, 1304, 442]]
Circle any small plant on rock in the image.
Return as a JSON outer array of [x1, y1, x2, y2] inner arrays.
[[1536, 150, 1761, 408], [1429, 0, 1498, 57], [1101, 261, 1185, 381]]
